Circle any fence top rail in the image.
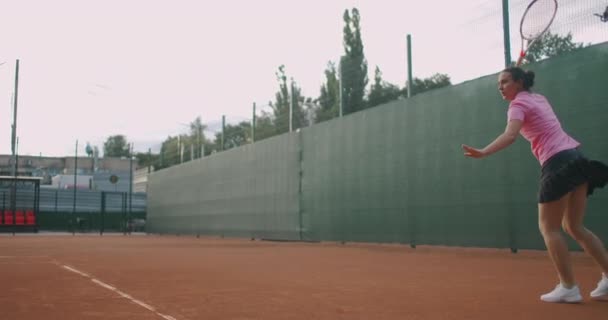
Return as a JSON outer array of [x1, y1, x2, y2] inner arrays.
[[0, 176, 43, 182]]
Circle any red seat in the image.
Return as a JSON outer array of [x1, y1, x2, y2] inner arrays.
[[25, 210, 36, 226], [15, 210, 25, 225], [4, 210, 14, 225]]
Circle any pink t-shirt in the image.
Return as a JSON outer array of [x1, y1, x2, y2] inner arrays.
[[507, 91, 579, 165]]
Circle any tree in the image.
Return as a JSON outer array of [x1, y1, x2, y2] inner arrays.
[[157, 135, 181, 169], [289, 80, 309, 131], [315, 62, 340, 123], [272, 65, 291, 134], [341, 8, 368, 115], [85, 142, 94, 157], [408, 73, 451, 96], [271, 65, 308, 134], [189, 116, 207, 159], [254, 108, 276, 141], [135, 151, 158, 170], [523, 31, 585, 64], [213, 121, 252, 151], [367, 66, 402, 108], [152, 116, 212, 169], [103, 135, 130, 157]]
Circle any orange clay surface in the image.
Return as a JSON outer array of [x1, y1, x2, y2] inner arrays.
[[0, 234, 607, 320]]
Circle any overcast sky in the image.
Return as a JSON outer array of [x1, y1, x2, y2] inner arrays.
[[0, 0, 605, 157]]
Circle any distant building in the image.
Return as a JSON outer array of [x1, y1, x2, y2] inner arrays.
[[0, 154, 141, 192], [134, 166, 153, 193], [51, 174, 93, 189]]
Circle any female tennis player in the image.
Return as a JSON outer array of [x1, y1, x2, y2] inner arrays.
[[461, 67, 608, 303]]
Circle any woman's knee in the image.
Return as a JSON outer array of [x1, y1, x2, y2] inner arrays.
[[538, 197, 569, 236], [539, 220, 561, 237], [562, 220, 587, 240]]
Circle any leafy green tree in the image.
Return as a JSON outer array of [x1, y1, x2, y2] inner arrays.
[[153, 116, 212, 169], [157, 135, 181, 169], [135, 151, 158, 170], [315, 62, 340, 123], [408, 73, 452, 96], [523, 31, 585, 64], [189, 116, 207, 159], [341, 8, 368, 115], [271, 65, 308, 134], [103, 135, 130, 157], [367, 66, 402, 108], [290, 80, 309, 130], [254, 108, 276, 141], [85, 143, 94, 157], [213, 121, 252, 151]]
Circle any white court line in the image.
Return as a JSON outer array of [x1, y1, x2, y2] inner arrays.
[[90, 278, 116, 291], [0, 255, 49, 258], [62, 265, 91, 278], [60, 264, 177, 320]]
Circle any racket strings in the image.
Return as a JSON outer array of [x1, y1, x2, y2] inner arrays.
[[521, 0, 558, 39]]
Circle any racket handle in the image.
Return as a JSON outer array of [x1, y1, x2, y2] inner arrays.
[[516, 51, 525, 67]]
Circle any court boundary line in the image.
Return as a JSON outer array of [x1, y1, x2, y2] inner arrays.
[[57, 262, 178, 320]]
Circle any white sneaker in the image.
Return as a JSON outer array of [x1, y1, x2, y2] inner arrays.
[[590, 274, 608, 301], [540, 284, 583, 303]]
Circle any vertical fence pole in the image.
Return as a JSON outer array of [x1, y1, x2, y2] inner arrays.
[[407, 34, 413, 98], [11, 60, 19, 177], [1, 191, 5, 224], [221, 115, 225, 151], [289, 80, 293, 132], [100, 192, 105, 236], [252, 103, 256, 143], [502, 0, 518, 254], [338, 58, 343, 117], [129, 144, 133, 233], [72, 140, 78, 235], [502, 0, 512, 67], [123, 192, 128, 234], [297, 132, 304, 241], [148, 148, 152, 173]]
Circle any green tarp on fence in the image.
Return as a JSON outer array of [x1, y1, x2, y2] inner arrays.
[[148, 43, 608, 251]]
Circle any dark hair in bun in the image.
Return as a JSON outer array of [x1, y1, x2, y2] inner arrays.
[[502, 67, 535, 90]]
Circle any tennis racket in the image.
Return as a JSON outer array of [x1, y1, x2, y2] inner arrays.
[[516, 0, 558, 66]]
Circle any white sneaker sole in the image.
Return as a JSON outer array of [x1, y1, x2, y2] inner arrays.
[[541, 295, 583, 303], [590, 293, 608, 301]]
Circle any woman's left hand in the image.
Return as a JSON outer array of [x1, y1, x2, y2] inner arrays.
[[461, 144, 486, 159]]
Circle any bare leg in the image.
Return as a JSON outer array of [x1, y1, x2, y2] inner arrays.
[[562, 183, 608, 275], [539, 193, 576, 287]]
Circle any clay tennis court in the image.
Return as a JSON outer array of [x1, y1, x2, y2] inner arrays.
[[1, 234, 607, 319]]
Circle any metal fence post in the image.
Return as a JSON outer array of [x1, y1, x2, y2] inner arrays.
[[502, 0, 512, 67], [100, 191, 105, 236]]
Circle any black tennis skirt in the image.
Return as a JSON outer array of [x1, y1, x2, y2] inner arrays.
[[538, 148, 608, 203]]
